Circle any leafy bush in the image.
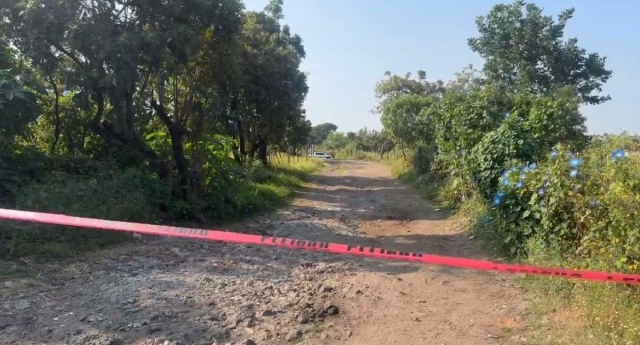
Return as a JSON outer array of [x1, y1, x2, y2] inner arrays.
[[483, 135, 640, 264], [469, 119, 536, 201], [355, 81, 640, 343], [502, 135, 640, 345], [411, 143, 436, 174], [0, 69, 40, 147], [410, 88, 586, 208], [0, 146, 324, 258]]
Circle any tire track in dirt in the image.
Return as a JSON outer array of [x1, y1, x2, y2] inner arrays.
[[0, 160, 528, 345], [291, 160, 529, 345]]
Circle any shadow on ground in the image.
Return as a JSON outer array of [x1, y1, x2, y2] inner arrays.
[[0, 160, 503, 345]]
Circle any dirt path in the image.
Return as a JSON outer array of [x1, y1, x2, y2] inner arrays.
[[1, 160, 528, 345]]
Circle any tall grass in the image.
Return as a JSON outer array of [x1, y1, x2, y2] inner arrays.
[[0, 153, 324, 259], [252, 154, 325, 205], [333, 148, 410, 177]]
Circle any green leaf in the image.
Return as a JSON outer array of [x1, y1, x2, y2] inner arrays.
[[522, 210, 531, 218]]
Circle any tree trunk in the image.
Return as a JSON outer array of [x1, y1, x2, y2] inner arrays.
[[400, 140, 408, 163], [169, 125, 189, 190], [230, 98, 247, 159], [151, 100, 190, 191], [47, 71, 61, 153], [232, 143, 242, 165], [238, 124, 247, 157], [231, 121, 243, 165], [251, 137, 268, 166]]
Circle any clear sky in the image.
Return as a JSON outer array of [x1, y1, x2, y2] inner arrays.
[[242, 0, 640, 135]]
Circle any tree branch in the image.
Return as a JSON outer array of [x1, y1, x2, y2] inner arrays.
[[150, 99, 174, 128], [91, 90, 162, 165], [46, 40, 84, 68], [46, 69, 61, 153]]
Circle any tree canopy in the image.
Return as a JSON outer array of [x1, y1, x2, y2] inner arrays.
[[0, 0, 617, 244], [310, 122, 338, 145], [0, 0, 316, 226], [468, 0, 612, 105]]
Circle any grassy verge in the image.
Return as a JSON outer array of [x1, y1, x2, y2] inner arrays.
[[0, 155, 324, 259], [251, 156, 325, 208], [520, 251, 640, 344], [334, 148, 411, 177]]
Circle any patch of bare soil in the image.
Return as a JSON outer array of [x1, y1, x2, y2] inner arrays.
[[0, 160, 528, 345]]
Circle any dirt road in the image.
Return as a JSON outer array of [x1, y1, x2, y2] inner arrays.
[[1, 160, 528, 345]]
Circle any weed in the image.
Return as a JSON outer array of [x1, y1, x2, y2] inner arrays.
[[0, 154, 324, 259]]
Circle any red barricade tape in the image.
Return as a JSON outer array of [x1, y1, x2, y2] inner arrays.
[[1, 208, 639, 285]]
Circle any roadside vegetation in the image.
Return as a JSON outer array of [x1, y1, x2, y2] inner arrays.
[[0, 0, 326, 258], [316, 1, 640, 344], [1, 0, 638, 342]]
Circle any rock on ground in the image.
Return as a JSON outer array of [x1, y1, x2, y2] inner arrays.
[[0, 160, 528, 344]]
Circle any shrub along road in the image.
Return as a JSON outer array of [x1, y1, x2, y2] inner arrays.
[[1, 160, 528, 345]]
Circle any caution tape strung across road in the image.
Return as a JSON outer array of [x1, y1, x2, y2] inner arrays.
[[1, 208, 640, 285]]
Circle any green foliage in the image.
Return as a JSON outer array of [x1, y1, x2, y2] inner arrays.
[[469, 122, 535, 201], [374, 70, 446, 113], [30, 91, 95, 155], [487, 135, 640, 344], [322, 131, 348, 151], [0, 69, 40, 147], [0, 1, 323, 258], [360, 1, 625, 342], [309, 123, 338, 145], [0, 168, 162, 257], [319, 128, 394, 159], [424, 87, 587, 204], [468, 0, 612, 105], [284, 115, 312, 153], [381, 94, 435, 147], [245, 159, 275, 183], [0, 150, 323, 258], [410, 143, 436, 174], [238, 7, 309, 154]]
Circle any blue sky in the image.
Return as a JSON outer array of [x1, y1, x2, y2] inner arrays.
[[243, 0, 640, 134]]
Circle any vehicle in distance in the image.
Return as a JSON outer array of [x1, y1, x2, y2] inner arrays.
[[308, 151, 333, 159]]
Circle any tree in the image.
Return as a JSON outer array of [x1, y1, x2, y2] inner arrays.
[[284, 114, 311, 155], [1, 0, 310, 182], [235, 4, 308, 165], [310, 122, 337, 144], [1, 0, 245, 189], [323, 131, 348, 151], [0, 0, 315, 228], [468, 0, 612, 105], [374, 71, 445, 113], [446, 64, 485, 94], [381, 94, 435, 147]]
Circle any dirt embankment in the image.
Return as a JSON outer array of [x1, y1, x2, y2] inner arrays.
[[1, 160, 528, 345]]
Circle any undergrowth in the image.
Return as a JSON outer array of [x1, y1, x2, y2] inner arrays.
[[351, 135, 640, 345], [0, 153, 323, 259]]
